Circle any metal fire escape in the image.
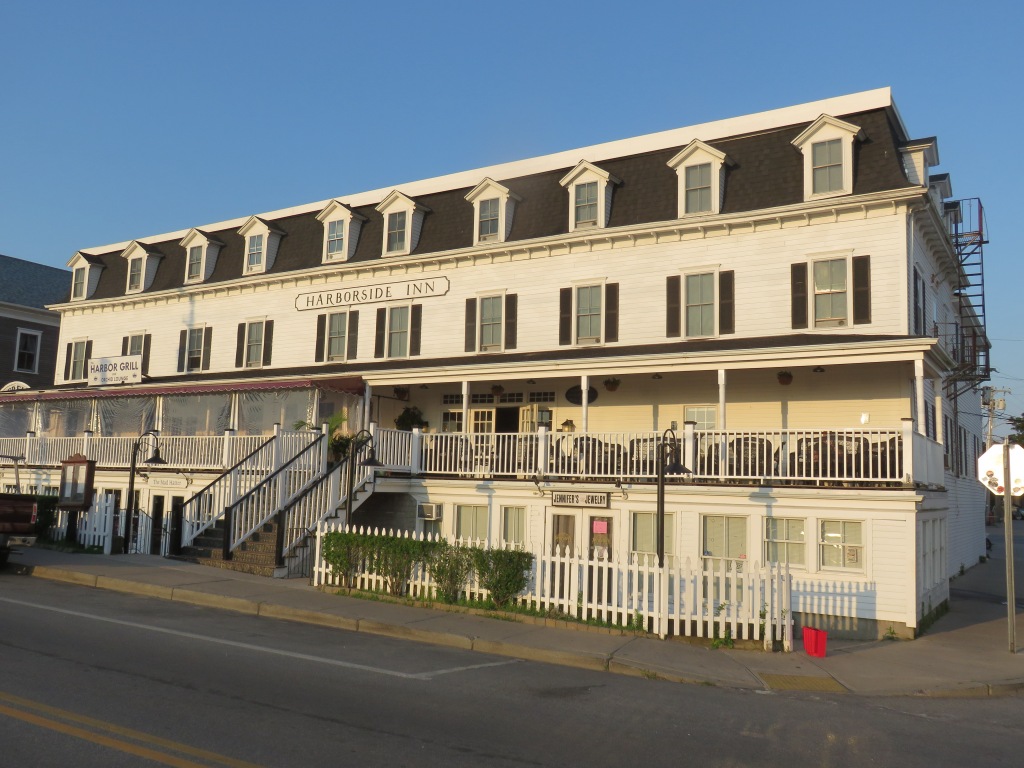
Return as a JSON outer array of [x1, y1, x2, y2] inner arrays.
[[943, 197, 991, 386]]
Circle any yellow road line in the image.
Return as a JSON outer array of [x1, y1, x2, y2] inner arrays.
[[0, 691, 265, 768]]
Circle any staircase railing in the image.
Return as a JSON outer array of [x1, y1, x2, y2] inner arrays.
[[223, 433, 327, 558], [276, 440, 379, 575]]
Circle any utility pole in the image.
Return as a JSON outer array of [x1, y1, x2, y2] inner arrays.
[[982, 386, 1011, 450]]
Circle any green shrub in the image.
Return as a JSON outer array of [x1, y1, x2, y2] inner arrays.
[[428, 541, 473, 604], [374, 535, 435, 596], [322, 531, 369, 588], [472, 548, 534, 608]]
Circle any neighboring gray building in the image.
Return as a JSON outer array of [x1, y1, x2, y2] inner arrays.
[[0, 253, 68, 390]]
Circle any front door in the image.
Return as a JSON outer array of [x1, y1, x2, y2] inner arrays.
[[550, 513, 577, 601], [149, 495, 165, 555]]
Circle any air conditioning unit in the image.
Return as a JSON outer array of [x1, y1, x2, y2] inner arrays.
[[417, 503, 441, 521]]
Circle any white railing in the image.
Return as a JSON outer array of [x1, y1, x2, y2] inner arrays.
[[49, 495, 116, 552], [374, 428, 412, 470], [0, 436, 28, 459], [226, 433, 327, 554], [311, 523, 793, 647]]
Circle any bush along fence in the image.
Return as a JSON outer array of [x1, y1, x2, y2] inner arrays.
[[311, 522, 793, 650]]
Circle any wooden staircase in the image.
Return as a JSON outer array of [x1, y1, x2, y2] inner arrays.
[[180, 520, 284, 578]]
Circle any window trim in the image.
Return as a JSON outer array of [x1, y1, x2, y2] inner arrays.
[[477, 292, 505, 353], [684, 270, 717, 338], [186, 245, 204, 281], [69, 339, 88, 381], [558, 161, 620, 233], [316, 200, 366, 263], [667, 139, 730, 218], [500, 505, 526, 546], [811, 256, 848, 328], [14, 328, 42, 374], [326, 311, 349, 362], [465, 178, 520, 246], [792, 251, 872, 330], [791, 114, 862, 201], [185, 326, 207, 373], [244, 319, 265, 369], [246, 234, 265, 273], [701, 514, 748, 571], [375, 190, 429, 258], [818, 519, 865, 572], [126, 257, 143, 293], [71, 266, 86, 300], [455, 504, 489, 542], [574, 282, 604, 345], [764, 517, 806, 569], [179, 229, 222, 284]]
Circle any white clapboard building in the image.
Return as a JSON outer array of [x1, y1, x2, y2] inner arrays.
[[0, 88, 991, 638]]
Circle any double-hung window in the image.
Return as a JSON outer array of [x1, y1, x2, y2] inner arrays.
[[702, 515, 747, 572], [186, 328, 205, 372], [479, 295, 503, 351], [819, 520, 863, 570], [685, 273, 715, 337], [684, 163, 712, 214], [574, 182, 598, 228], [576, 285, 602, 343], [455, 504, 488, 542], [70, 340, 88, 380], [245, 321, 264, 368], [246, 234, 264, 272], [327, 220, 345, 259], [127, 333, 145, 357], [187, 246, 203, 281], [765, 518, 805, 567], [811, 139, 844, 195], [501, 506, 525, 546], [127, 258, 143, 292], [387, 306, 409, 358], [386, 211, 407, 254], [813, 258, 847, 327], [327, 312, 348, 361], [478, 198, 499, 241], [72, 267, 86, 299], [632, 511, 674, 558], [14, 330, 41, 373]]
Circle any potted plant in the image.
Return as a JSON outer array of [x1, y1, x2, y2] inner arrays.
[[777, 371, 793, 386], [293, 412, 350, 461], [393, 386, 410, 401], [603, 377, 621, 392], [395, 405, 427, 431], [491, 384, 505, 396]]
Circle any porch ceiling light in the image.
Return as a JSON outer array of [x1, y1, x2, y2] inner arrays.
[[651, 373, 663, 380], [812, 366, 825, 374]]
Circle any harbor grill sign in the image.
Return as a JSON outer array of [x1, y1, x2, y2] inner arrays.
[[295, 277, 450, 311], [88, 355, 142, 386]]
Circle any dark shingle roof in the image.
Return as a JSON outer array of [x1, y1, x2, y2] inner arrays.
[[80, 107, 913, 302], [0, 253, 71, 308]]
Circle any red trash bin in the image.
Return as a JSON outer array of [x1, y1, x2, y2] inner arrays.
[[802, 627, 827, 657]]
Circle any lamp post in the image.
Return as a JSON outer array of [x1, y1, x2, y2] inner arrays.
[[655, 427, 689, 567], [345, 429, 382, 523], [123, 430, 166, 554]]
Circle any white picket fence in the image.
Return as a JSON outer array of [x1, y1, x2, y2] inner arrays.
[[49, 495, 118, 553], [311, 522, 792, 649]]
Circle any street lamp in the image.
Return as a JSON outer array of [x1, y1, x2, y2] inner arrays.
[[345, 429, 382, 523], [123, 430, 166, 554], [655, 427, 690, 566]]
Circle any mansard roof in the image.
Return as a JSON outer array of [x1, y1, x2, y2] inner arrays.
[[0, 253, 70, 308], [69, 94, 914, 304]]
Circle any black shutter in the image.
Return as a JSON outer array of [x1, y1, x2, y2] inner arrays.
[[347, 311, 359, 359], [235, 323, 246, 368], [719, 270, 735, 335], [83, 341, 92, 370], [314, 314, 326, 363], [505, 293, 517, 350], [121, 336, 129, 355], [177, 330, 187, 372], [913, 270, 921, 334], [791, 263, 808, 329], [409, 305, 422, 356], [374, 308, 386, 358], [201, 327, 212, 370], [559, 288, 572, 345], [853, 255, 871, 325], [262, 320, 274, 366], [666, 275, 681, 337], [64, 343, 72, 380], [465, 298, 476, 352], [604, 283, 619, 343], [142, 334, 151, 375]]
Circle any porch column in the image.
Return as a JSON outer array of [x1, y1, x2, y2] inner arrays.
[[718, 370, 727, 481], [581, 375, 590, 433], [934, 380, 944, 445], [363, 384, 372, 430], [914, 360, 926, 436], [462, 381, 470, 433]]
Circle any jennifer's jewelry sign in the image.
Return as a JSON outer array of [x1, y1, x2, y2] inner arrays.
[[295, 277, 450, 311], [88, 355, 142, 386], [550, 491, 610, 508]]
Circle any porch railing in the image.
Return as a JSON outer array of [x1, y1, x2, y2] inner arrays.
[[376, 422, 927, 486]]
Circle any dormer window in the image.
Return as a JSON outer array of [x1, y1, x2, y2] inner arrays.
[[791, 115, 864, 201], [236, 217, 284, 276], [66, 252, 104, 301], [72, 267, 86, 299], [559, 161, 620, 233], [247, 235, 264, 271], [465, 178, 520, 246], [179, 229, 223, 284], [387, 212, 406, 253], [316, 200, 365, 263], [667, 140, 731, 218], [119, 241, 162, 295], [127, 258, 143, 292], [375, 191, 429, 258]]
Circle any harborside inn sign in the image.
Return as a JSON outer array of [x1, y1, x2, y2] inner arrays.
[[295, 277, 450, 311]]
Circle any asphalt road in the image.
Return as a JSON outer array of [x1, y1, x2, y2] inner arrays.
[[1, 577, 1022, 768]]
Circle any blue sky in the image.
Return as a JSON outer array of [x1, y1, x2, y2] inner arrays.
[[1, 0, 1021, 428]]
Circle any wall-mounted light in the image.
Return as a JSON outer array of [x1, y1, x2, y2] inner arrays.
[[812, 366, 825, 374], [615, 479, 629, 500], [533, 474, 546, 496], [652, 373, 663, 380], [560, 419, 576, 433]]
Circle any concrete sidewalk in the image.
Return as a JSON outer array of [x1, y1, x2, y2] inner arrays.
[[6, 534, 1023, 698]]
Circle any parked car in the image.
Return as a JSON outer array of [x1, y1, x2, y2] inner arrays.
[[0, 494, 38, 566]]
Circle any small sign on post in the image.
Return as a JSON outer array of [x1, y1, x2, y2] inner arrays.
[[977, 440, 1020, 654]]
